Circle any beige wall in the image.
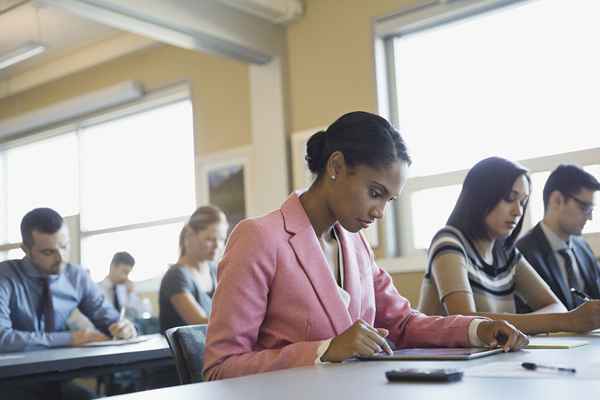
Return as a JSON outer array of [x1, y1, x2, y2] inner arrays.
[[390, 271, 424, 306], [0, 44, 252, 155], [286, 0, 418, 133]]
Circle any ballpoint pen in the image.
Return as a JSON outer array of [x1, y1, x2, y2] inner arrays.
[[571, 288, 592, 302], [521, 362, 576, 374], [113, 306, 126, 340]]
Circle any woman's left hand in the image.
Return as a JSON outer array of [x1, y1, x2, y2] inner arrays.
[[476, 320, 529, 352]]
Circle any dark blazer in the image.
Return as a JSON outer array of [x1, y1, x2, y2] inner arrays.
[[517, 223, 600, 310]]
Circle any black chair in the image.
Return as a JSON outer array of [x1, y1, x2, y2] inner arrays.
[[164, 324, 208, 384]]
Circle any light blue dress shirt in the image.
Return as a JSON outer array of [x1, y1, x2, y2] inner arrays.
[[0, 258, 120, 352]]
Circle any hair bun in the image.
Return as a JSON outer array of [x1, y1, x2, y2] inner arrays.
[[305, 130, 327, 173]]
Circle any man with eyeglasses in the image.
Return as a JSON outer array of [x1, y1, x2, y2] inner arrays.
[[517, 164, 600, 311]]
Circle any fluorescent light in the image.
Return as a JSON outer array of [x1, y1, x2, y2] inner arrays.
[[0, 41, 47, 70]]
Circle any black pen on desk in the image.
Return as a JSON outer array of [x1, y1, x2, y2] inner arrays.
[[521, 362, 576, 374], [571, 288, 592, 302]]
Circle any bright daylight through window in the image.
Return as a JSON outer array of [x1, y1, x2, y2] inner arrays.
[[391, 0, 600, 250], [0, 99, 195, 281]]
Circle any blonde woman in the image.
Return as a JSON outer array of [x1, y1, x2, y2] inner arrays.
[[159, 206, 228, 332]]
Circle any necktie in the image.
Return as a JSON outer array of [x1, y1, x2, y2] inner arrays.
[[558, 248, 583, 308], [40, 277, 55, 332], [113, 285, 121, 312]]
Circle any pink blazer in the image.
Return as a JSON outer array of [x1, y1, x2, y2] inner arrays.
[[203, 193, 475, 380]]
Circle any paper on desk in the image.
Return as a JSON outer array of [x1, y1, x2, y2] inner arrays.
[[466, 362, 581, 379], [80, 335, 151, 347], [0, 354, 25, 360], [525, 337, 589, 349], [544, 329, 600, 337]]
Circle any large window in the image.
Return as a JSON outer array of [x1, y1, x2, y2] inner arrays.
[[79, 99, 195, 281], [0, 92, 195, 281], [393, 0, 600, 178], [382, 0, 600, 253], [79, 101, 195, 231], [5, 133, 79, 243]]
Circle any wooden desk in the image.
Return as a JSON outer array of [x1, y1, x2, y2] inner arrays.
[[0, 334, 172, 385], [107, 335, 600, 399]]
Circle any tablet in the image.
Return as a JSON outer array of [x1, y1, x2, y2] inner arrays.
[[357, 347, 503, 361]]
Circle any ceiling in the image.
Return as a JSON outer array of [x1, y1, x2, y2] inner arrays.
[[0, 1, 127, 77], [0, 0, 300, 99]]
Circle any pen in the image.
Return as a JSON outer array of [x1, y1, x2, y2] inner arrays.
[[570, 288, 592, 302], [113, 306, 126, 340], [521, 362, 576, 374]]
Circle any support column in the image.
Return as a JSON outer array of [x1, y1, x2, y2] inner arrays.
[[248, 56, 289, 216]]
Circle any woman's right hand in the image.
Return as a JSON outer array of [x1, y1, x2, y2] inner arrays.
[[568, 300, 600, 333], [320, 320, 393, 362]]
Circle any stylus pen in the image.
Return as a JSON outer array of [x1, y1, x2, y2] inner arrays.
[[521, 362, 576, 374], [571, 288, 592, 302]]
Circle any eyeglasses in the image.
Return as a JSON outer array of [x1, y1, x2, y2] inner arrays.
[[565, 194, 595, 216]]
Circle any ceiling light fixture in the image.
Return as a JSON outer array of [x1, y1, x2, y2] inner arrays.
[[0, 41, 47, 71]]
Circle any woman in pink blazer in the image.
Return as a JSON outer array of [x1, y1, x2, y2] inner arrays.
[[203, 112, 528, 380]]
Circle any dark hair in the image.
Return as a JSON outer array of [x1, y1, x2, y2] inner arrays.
[[20, 208, 64, 249], [447, 157, 530, 251], [543, 164, 600, 212], [179, 205, 228, 257], [111, 251, 135, 267], [305, 111, 411, 177]]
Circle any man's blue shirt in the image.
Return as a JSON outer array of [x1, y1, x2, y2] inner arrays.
[[0, 258, 119, 352]]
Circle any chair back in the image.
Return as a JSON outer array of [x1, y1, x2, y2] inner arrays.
[[164, 324, 208, 384]]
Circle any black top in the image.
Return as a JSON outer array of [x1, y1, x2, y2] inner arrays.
[[517, 223, 600, 310], [159, 263, 217, 333]]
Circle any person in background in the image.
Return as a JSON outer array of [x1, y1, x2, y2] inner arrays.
[[95, 252, 148, 396], [159, 206, 229, 332], [99, 251, 145, 320], [419, 157, 600, 334], [0, 208, 137, 400], [517, 164, 600, 310], [203, 112, 528, 381]]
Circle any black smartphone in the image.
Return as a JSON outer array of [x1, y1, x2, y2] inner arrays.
[[386, 368, 464, 383]]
